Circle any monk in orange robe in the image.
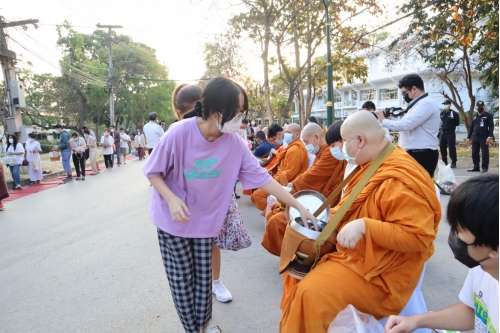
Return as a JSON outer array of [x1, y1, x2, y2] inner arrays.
[[267, 124, 284, 150], [280, 112, 441, 333], [251, 123, 309, 211], [262, 122, 347, 257]]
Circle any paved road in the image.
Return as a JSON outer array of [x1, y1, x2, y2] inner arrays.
[[0, 159, 496, 333]]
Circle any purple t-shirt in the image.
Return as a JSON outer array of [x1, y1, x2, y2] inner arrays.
[[143, 117, 272, 238]]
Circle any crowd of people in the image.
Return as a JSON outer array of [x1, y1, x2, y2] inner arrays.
[[141, 74, 497, 333], [0, 74, 497, 333]]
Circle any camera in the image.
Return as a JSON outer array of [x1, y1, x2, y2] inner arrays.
[[371, 107, 405, 119]]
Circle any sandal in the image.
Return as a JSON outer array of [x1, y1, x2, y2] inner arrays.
[[36, 181, 41, 184], [15, 186, 22, 190], [30, 182, 35, 185], [82, 177, 85, 181], [75, 177, 81, 181]]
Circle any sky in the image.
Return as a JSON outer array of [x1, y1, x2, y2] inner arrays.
[[1, 0, 404, 86], [1, 0, 255, 83]]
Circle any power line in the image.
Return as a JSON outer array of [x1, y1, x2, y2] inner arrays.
[[56, 0, 93, 24], [79, 0, 101, 22]]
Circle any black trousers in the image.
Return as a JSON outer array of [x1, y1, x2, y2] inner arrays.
[[104, 154, 113, 169], [72, 153, 86, 177], [472, 134, 489, 171], [148, 148, 153, 155], [407, 149, 439, 179], [439, 131, 457, 164]]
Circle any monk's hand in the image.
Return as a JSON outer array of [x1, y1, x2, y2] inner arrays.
[[337, 218, 365, 249], [166, 196, 190, 222], [384, 315, 417, 333]]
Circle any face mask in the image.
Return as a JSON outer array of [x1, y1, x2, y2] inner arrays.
[[342, 137, 361, 164], [251, 121, 256, 126], [29, 138, 35, 142], [448, 230, 490, 268], [284, 133, 294, 144], [477, 108, 485, 114], [213, 113, 244, 134], [305, 137, 320, 155], [8, 139, 13, 143], [330, 146, 345, 160], [104, 134, 109, 137], [276, 138, 283, 144], [403, 91, 413, 104]]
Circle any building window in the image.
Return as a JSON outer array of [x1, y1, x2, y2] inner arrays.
[[379, 88, 398, 101], [334, 92, 341, 103], [361, 89, 375, 101], [351, 90, 358, 101]]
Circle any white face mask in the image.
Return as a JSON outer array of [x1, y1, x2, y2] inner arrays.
[[29, 138, 35, 142], [213, 113, 244, 134], [251, 121, 256, 126], [8, 139, 13, 143]]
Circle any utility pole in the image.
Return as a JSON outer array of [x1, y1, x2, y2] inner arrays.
[[0, 17, 38, 133], [322, 0, 334, 127], [96, 23, 122, 127]]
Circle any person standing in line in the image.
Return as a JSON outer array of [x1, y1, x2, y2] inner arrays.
[[109, 125, 121, 167], [52, 124, 73, 183], [70, 132, 87, 181], [81, 125, 95, 162], [134, 129, 147, 160], [376, 74, 440, 179], [25, 133, 43, 185], [143, 112, 164, 155], [81, 125, 96, 139], [143, 77, 316, 333], [3, 133, 24, 190], [119, 128, 131, 165], [439, 100, 460, 168], [84, 129, 100, 175], [100, 129, 114, 171], [467, 101, 494, 173]]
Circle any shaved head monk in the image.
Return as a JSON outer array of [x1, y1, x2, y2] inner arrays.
[[262, 122, 347, 257], [280, 111, 441, 333], [251, 123, 308, 211]]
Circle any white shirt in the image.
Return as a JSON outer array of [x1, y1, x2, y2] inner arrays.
[[341, 163, 358, 198], [459, 266, 498, 333], [381, 95, 440, 150], [143, 121, 164, 149], [308, 153, 316, 168], [120, 133, 131, 148], [100, 135, 114, 155], [4, 143, 25, 165]]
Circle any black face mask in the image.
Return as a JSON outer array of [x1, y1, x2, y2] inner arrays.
[[448, 230, 490, 268], [477, 108, 485, 114], [403, 92, 413, 104]]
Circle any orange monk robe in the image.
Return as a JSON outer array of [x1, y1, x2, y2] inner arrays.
[[251, 140, 309, 211], [280, 146, 441, 333], [261, 145, 347, 257]]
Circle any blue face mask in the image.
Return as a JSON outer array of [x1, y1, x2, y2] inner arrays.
[[330, 146, 345, 160], [284, 133, 294, 144], [276, 138, 284, 144], [342, 137, 361, 164], [305, 136, 320, 155]]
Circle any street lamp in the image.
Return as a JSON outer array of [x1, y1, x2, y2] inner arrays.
[[323, 0, 334, 127]]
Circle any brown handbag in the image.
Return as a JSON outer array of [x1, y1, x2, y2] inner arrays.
[[279, 143, 395, 279]]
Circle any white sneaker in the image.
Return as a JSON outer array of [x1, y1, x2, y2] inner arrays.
[[212, 279, 232, 302], [203, 323, 222, 333]]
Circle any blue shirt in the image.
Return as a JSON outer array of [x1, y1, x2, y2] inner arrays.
[[253, 140, 276, 158]]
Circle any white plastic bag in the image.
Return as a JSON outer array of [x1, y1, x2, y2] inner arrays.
[[265, 195, 278, 217], [436, 161, 458, 194], [327, 305, 384, 333]]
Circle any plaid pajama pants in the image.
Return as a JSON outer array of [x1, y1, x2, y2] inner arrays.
[[157, 229, 213, 333]]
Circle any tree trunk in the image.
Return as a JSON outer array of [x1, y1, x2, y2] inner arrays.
[[293, 7, 305, 128], [263, 12, 273, 125]]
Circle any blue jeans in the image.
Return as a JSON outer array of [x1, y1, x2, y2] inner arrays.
[[61, 149, 72, 173], [111, 146, 121, 165], [9, 164, 21, 185]]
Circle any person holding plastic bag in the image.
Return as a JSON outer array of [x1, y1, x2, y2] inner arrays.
[[385, 175, 498, 333], [436, 161, 458, 194], [25, 132, 43, 184]]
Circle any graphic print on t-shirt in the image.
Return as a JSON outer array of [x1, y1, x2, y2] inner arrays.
[[185, 158, 222, 180], [475, 291, 497, 333]]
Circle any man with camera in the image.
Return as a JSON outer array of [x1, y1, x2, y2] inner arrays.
[[439, 100, 460, 168], [375, 74, 440, 179], [466, 101, 494, 173]]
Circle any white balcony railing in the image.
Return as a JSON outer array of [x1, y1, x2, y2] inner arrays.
[[343, 100, 357, 106]]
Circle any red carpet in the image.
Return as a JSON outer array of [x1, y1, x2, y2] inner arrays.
[[3, 155, 140, 203]]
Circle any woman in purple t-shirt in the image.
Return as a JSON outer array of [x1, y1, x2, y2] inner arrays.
[[143, 77, 316, 333]]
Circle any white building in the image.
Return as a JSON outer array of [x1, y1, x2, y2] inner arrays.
[[292, 41, 497, 130]]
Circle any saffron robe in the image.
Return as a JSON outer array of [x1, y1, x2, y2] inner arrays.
[[251, 140, 308, 211], [261, 144, 346, 256], [279, 146, 441, 333]]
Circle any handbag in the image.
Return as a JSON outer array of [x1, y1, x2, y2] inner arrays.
[[213, 193, 252, 251], [279, 143, 395, 279]]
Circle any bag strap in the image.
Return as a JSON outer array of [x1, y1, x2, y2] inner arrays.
[[302, 143, 395, 267], [312, 166, 360, 217]]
